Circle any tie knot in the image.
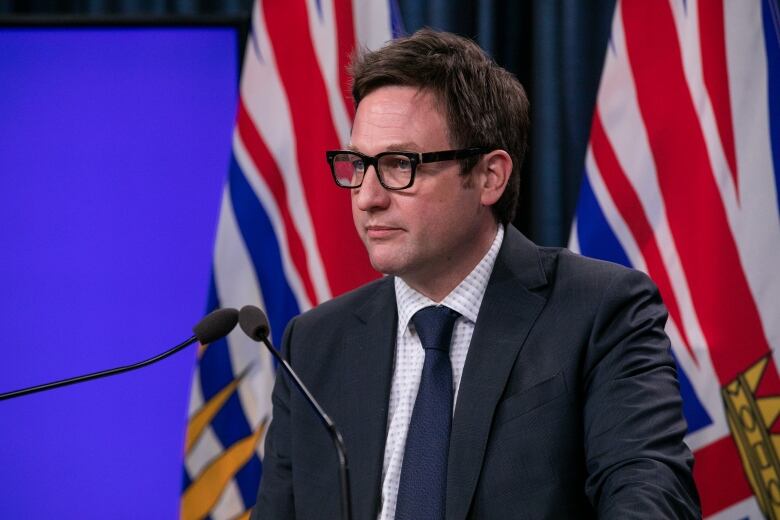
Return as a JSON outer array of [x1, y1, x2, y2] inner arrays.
[[411, 306, 460, 352]]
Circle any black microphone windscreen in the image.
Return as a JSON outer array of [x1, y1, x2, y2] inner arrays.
[[193, 308, 239, 344], [239, 305, 270, 341]]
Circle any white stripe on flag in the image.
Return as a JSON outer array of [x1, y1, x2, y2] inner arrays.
[[353, 0, 394, 52], [213, 187, 267, 315], [306, 0, 354, 146], [185, 398, 226, 475], [210, 474, 245, 520]]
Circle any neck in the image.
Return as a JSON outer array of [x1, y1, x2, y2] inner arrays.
[[402, 220, 499, 302]]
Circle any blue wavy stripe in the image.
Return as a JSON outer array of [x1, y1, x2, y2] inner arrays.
[[228, 153, 301, 347], [235, 454, 263, 508], [231, 455, 261, 511], [575, 171, 632, 268], [763, 0, 780, 216]]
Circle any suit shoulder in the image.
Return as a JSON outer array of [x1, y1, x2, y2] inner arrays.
[[293, 276, 391, 327], [540, 245, 632, 277], [280, 276, 393, 362], [539, 246, 654, 291]]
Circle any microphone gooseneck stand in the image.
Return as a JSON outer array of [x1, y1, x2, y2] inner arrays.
[[0, 307, 239, 402], [0, 335, 197, 401], [238, 305, 352, 520]]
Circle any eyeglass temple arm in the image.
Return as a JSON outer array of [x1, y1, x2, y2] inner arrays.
[[420, 147, 490, 163]]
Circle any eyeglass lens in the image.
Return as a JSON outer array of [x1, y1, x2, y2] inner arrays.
[[331, 152, 413, 189]]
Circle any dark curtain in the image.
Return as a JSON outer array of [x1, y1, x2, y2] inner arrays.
[[1, 0, 616, 246]]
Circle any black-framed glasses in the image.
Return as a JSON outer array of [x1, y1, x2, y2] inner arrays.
[[325, 147, 491, 190]]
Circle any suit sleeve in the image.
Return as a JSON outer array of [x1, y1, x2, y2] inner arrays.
[[582, 268, 701, 519], [251, 318, 297, 519]]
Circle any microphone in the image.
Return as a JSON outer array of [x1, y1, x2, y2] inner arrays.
[[238, 305, 352, 520], [0, 307, 239, 401]]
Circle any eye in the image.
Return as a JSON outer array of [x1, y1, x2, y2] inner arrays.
[[352, 158, 366, 171], [388, 157, 412, 170]]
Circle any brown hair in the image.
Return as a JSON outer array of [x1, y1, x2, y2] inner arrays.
[[349, 28, 530, 224]]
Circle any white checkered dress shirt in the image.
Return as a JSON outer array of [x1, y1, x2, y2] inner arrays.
[[378, 225, 505, 520]]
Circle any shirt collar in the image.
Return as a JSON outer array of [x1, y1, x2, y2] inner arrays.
[[394, 224, 505, 333]]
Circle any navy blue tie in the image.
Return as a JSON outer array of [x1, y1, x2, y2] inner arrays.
[[395, 305, 461, 520]]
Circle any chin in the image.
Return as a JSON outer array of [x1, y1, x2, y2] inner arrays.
[[368, 259, 399, 276], [363, 244, 400, 274], [366, 253, 404, 277]]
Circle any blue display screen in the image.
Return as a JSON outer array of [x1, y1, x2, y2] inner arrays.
[[0, 25, 238, 517]]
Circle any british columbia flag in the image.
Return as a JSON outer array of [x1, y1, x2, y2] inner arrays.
[[570, 1, 780, 518], [180, 1, 400, 518]]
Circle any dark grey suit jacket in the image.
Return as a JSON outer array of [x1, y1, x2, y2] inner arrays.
[[253, 226, 700, 519]]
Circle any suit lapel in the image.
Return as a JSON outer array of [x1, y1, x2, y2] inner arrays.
[[446, 227, 549, 520], [339, 278, 397, 520]]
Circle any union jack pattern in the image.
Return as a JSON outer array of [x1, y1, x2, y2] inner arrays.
[[180, 1, 399, 518], [570, 1, 780, 518]]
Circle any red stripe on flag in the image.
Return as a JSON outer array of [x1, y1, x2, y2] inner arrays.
[[621, 1, 770, 385], [693, 436, 754, 517], [237, 99, 319, 307], [263, 0, 378, 298], [334, 0, 356, 120], [590, 109, 696, 362], [698, 0, 739, 195]]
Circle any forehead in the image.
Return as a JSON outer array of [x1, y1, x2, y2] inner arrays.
[[350, 86, 451, 152]]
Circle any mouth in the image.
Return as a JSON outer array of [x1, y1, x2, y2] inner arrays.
[[365, 225, 402, 239]]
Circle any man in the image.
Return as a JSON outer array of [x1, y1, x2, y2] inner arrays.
[[254, 29, 700, 519]]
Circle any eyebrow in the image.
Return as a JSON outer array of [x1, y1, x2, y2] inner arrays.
[[347, 143, 421, 153]]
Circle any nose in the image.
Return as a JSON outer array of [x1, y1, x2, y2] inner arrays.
[[353, 165, 390, 211]]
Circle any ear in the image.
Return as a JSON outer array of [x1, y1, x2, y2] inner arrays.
[[478, 150, 512, 207]]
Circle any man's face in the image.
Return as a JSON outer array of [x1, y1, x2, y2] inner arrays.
[[350, 86, 495, 294]]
